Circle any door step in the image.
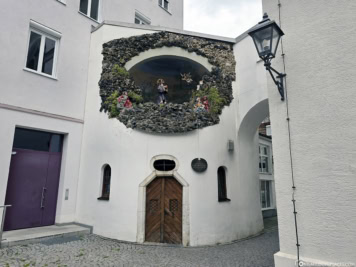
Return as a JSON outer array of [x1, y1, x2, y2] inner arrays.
[[1, 224, 91, 248]]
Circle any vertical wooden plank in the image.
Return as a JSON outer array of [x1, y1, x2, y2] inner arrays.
[[160, 177, 165, 243]]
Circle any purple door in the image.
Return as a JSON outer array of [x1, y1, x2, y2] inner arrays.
[[4, 128, 63, 231]]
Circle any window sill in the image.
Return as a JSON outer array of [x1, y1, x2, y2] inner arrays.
[[23, 68, 58, 81], [97, 196, 109, 201], [158, 5, 172, 15], [218, 198, 231, 203], [55, 0, 66, 6], [261, 207, 275, 211], [78, 11, 100, 24]]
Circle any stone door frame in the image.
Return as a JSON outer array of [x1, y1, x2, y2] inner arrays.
[[137, 155, 190, 246]]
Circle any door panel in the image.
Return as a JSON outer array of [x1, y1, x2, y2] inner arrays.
[[41, 153, 62, 226], [4, 149, 49, 230], [163, 178, 182, 244], [145, 177, 163, 242], [145, 177, 182, 244]]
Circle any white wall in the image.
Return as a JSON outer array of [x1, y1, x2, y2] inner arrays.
[[0, 0, 183, 229], [75, 24, 267, 246], [263, 0, 356, 266]]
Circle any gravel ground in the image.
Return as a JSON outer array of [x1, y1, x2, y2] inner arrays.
[[0, 229, 279, 267]]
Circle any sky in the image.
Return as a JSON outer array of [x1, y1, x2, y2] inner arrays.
[[184, 0, 263, 38]]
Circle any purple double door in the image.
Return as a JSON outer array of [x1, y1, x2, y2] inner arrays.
[[4, 128, 63, 231]]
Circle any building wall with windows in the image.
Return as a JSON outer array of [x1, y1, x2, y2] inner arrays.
[[263, 0, 356, 266], [0, 0, 183, 227]]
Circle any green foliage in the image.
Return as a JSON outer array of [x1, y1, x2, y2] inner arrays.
[[112, 64, 129, 78], [193, 87, 224, 114], [104, 91, 120, 118], [128, 91, 143, 103]]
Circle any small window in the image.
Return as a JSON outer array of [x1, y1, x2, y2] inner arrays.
[[153, 159, 175, 171], [217, 167, 230, 202], [135, 12, 151, 25], [260, 180, 273, 209], [25, 25, 60, 78], [159, 0, 169, 11], [259, 144, 270, 173], [79, 0, 100, 21], [98, 165, 111, 200]]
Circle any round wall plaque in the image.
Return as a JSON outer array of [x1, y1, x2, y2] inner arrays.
[[191, 158, 208, 173]]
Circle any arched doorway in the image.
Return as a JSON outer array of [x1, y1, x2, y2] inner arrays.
[[145, 176, 182, 244]]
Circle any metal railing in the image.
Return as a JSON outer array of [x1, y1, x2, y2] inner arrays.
[[0, 205, 11, 249]]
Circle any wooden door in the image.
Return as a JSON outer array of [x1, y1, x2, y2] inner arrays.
[[145, 177, 182, 244]]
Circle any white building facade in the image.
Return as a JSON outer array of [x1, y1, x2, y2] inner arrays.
[[0, 0, 183, 233], [263, 0, 356, 266]]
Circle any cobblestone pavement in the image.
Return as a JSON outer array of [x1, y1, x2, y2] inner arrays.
[[0, 230, 279, 267]]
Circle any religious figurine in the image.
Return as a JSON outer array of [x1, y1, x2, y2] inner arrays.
[[202, 96, 210, 111], [117, 91, 132, 110], [157, 78, 168, 104], [196, 80, 203, 91], [194, 97, 206, 112], [181, 73, 193, 84]]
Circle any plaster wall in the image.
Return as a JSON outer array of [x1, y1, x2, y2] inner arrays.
[[262, 0, 356, 266], [75, 25, 266, 246], [0, 109, 83, 226]]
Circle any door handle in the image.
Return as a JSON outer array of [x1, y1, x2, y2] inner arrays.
[[40, 187, 47, 209]]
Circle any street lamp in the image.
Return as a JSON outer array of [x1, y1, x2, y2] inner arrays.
[[248, 13, 286, 100]]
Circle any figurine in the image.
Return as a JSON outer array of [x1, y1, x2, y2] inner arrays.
[[117, 91, 132, 110], [202, 96, 210, 111], [157, 79, 168, 104], [194, 97, 206, 112], [181, 73, 193, 84]]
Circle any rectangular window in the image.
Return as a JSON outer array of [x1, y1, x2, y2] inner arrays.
[[79, 0, 100, 21], [260, 180, 272, 209], [259, 144, 270, 173], [25, 21, 61, 78], [135, 11, 151, 25], [159, 0, 169, 11]]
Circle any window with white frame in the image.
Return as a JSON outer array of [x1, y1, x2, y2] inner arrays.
[[260, 180, 273, 209], [135, 12, 151, 25], [25, 21, 61, 77], [79, 0, 100, 21], [259, 144, 270, 173], [159, 0, 169, 11]]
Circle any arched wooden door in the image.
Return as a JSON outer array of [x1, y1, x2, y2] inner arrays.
[[145, 177, 182, 244]]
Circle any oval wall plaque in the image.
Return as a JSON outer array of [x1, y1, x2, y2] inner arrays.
[[191, 158, 208, 173]]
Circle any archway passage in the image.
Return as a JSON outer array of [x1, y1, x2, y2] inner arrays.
[[145, 177, 182, 244], [129, 56, 209, 103]]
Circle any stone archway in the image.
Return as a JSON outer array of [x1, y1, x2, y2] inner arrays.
[[237, 98, 270, 234]]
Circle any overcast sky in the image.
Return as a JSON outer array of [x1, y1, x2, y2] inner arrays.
[[184, 0, 262, 38]]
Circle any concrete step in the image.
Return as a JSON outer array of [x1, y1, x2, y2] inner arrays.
[[1, 224, 91, 248]]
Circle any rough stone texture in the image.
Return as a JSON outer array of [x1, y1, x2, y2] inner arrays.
[[99, 31, 236, 133], [0, 231, 279, 267]]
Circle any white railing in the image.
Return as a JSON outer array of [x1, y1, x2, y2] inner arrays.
[[0, 205, 11, 249]]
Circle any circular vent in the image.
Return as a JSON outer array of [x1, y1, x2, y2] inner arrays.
[[153, 159, 176, 171]]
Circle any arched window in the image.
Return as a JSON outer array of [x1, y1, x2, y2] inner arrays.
[[217, 167, 230, 202], [99, 165, 111, 200]]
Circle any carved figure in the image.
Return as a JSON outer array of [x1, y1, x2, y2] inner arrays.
[[117, 91, 132, 110], [202, 96, 210, 111], [157, 78, 168, 104], [181, 73, 193, 84], [194, 97, 206, 112]]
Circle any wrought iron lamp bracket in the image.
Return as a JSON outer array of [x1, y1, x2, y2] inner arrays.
[[264, 60, 286, 101]]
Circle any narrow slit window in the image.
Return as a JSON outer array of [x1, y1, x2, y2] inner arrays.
[[217, 167, 230, 202], [99, 165, 111, 200]]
